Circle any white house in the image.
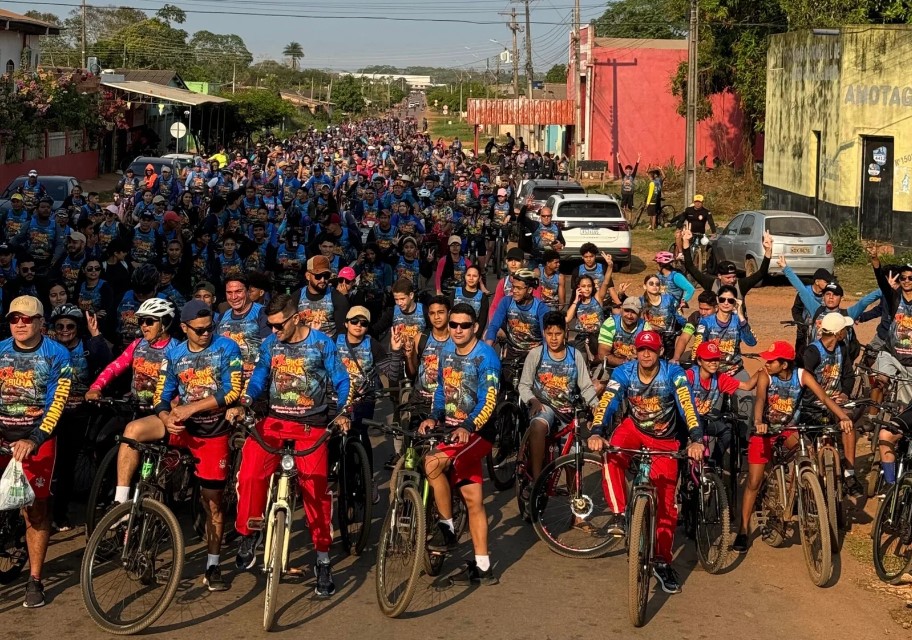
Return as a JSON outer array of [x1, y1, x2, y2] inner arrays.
[[0, 9, 60, 74]]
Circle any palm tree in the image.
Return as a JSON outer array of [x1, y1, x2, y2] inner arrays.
[[283, 42, 304, 70]]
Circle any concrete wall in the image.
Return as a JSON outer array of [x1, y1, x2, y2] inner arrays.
[[0, 31, 41, 72]]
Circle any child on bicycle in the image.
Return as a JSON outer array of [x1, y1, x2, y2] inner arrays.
[[733, 340, 853, 554]]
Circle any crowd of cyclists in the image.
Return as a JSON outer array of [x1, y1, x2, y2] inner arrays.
[[1, 113, 911, 624]]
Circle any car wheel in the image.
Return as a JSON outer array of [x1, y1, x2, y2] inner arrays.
[[744, 256, 761, 285]]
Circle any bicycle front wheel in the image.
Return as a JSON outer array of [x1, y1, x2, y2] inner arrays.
[[530, 452, 621, 559], [695, 470, 731, 574], [798, 470, 833, 587], [820, 448, 844, 551], [375, 486, 425, 617], [487, 405, 521, 491], [514, 428, 534, 522], [866, 445, 882, 499], [338, 440, 372, 556], [263, 510, 285, 631], [872, 479, 912, 584], [84, 443, 120, 539], [628, 494, 652, 628], [81, 498, 184, 635]]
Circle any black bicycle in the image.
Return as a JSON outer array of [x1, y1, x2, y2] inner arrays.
[[486, 354, 527, 491], [871, 416, 912, 583]]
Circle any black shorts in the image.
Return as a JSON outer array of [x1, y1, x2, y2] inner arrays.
[[621, 192, 634, 209]]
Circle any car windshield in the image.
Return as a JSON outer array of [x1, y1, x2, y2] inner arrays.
[[765, 216, 826, 237], [2, 178, 70, 201], [557, 202, 623, 218], [533, 185, 584, 200]]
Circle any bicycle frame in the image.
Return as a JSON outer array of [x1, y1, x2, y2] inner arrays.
[[627, 454, 658, 558], [262, 451, 297, 575]]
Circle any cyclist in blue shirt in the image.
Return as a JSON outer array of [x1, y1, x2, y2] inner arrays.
[[484, 269, 549, 383]]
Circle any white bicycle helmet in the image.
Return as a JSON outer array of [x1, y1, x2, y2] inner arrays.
[[136, 298, 176, 323], [418, 188, 431, 198]]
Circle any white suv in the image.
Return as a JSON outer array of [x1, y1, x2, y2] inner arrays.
[[546, 193, 632, 269]]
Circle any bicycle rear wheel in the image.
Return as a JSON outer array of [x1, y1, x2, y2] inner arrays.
[[376, 486, 425, 617], [84, 443, 120, 539], [872, 479, 912, 584], [866, 445, 882, 499], [820, 449, 844, 551], [514, 428, 534, 522], [530, 452, 621, 559], [798, 470, 832, 587], [0, 512, 27, 585], [338, 440, 372, 556], [424, 493, 467, 577], [695, 470, 731, 574], [628, 495, 652, 628], [487, 405, 521, 491], [81, 499, 184, 635], [263, 510, 285, 631]]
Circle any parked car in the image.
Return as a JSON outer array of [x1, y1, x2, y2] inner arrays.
[[516, 178, 585, 221], [711, 209, 834, 278], [0, 175, 80, 213], [544, 193, 631, 269], [161, 153, 202, 173]]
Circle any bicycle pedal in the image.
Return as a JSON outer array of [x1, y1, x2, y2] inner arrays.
[[246, 517, 265, 531]]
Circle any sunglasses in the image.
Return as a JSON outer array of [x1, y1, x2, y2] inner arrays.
[[311, 272, 332, 281], [85, 266, 101, 272], [348, 317, 369, 327], [185, 323, 215, 335], [8, 314, 39, 325], [339, 278, 354, 285], [137, 317, 160, 326], [55, 323, 77, 331], [901, 276, 912, 282], [719, 297, 737, 304], [20, 267, 34, 274], [449, 321, 473, 330], [267, 315, 295, 331]]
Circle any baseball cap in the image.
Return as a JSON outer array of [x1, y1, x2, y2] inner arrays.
[[346, 305, 371, 321], [813, 268, 833, 282], [823, 281, 844, 296], [10, 193, 23, 202], [634, 330, 662, 353], [152, 195, 166, 204], [400, 235, 417, 248], [193, 280, 217, 296], [497, 188, 508, 196], [338, 266, 356, 282], [307, 255, 331, 273], [7, 295, 43, 318], [180, 299, 213, 323], [820, 312, 854, 334], [621, 297, 642, 312], [27, 170, 37, 177], [696, 341, 723, 361], [717, 261, 738, 276], [105, 204, 119, 215], [759, 341, 796, 361], [0, 244, 11, 254], [448, 235, 462, 246], [139, 211, 155, 220], [693, 194, 705, 202], [69, 231, 86, 244], [163, 211, 181, 224], [506, 247, 525, 261], [161, 166, 171, 173]]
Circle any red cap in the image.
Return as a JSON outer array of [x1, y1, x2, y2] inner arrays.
[[695, 341, 722, 361], [759, 341, 796, 361], [163, 211, 180, 223], [634, 330, 662, 353], [327, 213, 341, 225], [338, 266, 356, 281], [474, 168, 482, 176]]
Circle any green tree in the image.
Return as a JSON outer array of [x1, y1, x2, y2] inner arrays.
[[594, 0, 685, 39], [333, 75, 365, 114], [544, 64, 567, 83], [185, 31, 252, 84], [156, 4, 186, 24], [282, 42, 304, 70], [224, 89, 296, 136], [93, 18, 189, 71]]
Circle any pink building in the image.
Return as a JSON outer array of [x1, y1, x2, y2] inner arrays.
[[568, 27, 749, 172]]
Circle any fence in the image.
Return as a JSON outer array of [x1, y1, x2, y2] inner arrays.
[[0, 130, 100, 185]]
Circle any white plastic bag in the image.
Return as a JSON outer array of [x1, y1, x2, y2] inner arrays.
[[0, 460, 35, 510]]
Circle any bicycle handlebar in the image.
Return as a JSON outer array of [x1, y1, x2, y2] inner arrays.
[[604, 445, 688, 459], [89, 396, 152, 413]]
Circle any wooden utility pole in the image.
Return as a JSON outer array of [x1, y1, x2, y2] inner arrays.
[[684, 0, 699, 203], [81, 0, 87, 69], [500, 9, 522, 98], [514, 0, 534, 98], [573, 0, 581, 162]]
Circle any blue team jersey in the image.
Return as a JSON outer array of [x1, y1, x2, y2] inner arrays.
[[432, 340, 501, 437]]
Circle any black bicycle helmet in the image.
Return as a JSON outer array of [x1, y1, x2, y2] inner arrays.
[[131, 263, 160, 294], [50, 303, 83, 323]]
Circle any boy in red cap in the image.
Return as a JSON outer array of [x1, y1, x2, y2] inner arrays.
[[734, 340, 853, 554]]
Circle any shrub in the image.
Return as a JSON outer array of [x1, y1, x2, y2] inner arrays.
[[830, 223, 867, 266]]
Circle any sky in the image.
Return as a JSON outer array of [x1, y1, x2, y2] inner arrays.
[[14, 0, 608, 71]]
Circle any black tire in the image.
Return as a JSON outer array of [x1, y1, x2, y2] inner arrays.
[[81, 499, 184, 635], [820, 449, 844, 551], [376, 486, 425, 617], [263, 510, 285, 631], [222, 446, 242, 544], [628, 495, 652, 628], [0, 512, 27, 585], [658, 205, 676, 227], [423, 493, 467, 577], [494, 237, 504, 279], [530, 452, 622, 559], [744, 257, 761, 284], [866, 447, 882, 499], [487, 405, 521, 491], [338, 440, 372, 556], [73, 443, 100, 498], [84, 444, 121, 539], [872, 480, 912, 584], [756, 470, 787, 548], [695, 470, 731, 574], [798, 470, 832, 587], [514, 428, 534, 522]]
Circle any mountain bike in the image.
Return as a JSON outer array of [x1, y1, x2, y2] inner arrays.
[[332, 426, 372, 556], [751, 424, 833, 587], [632, 202, 675, 229], [679, 436, 731, 574], [486, 354, 527, 491], [81, 435, 191, 635], [0, 444, 28, 585], [871, 416, 912, 583], [606, 444, 687, 627], [366, 417, 468, 618]]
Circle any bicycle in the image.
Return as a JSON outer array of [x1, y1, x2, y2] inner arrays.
[[605, 444, 687, 627], [750, 424, 833, 587], [0, 444, 28, 585], [81, 435, 192, 634], [679, 435, 731, 574], [515, 397, 591, 522], [332, 422, 373, 557], [486, 353, 527, 491], [870, 416, 912, 583], [367, 416, 468, 618], [491, 223, 508, 279], [632, 202, 675, 229]]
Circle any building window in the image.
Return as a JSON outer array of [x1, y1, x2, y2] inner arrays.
[[5, 60, 14, 75]]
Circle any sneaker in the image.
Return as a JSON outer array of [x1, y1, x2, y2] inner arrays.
[[52, 519, 73, 533], [384, 453, 401, 470], [732, 533, 749, 554], [606, 513, 626, 537], [23, 577, 45, 608], [204, 565, 228, 592], [844, 475, 863, 499], [314, 560, 336, 597], [235, 531, 261, 570], [428, 521, 458, 551], [447, 560, 499, 587], [652, 561, 682, 594]]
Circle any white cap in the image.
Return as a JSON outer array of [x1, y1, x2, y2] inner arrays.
[[819, 312, 854, 334]]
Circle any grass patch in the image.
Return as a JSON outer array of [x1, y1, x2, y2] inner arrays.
[[427, 113, 474, 143]]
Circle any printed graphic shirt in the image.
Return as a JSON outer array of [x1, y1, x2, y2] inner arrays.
[[598, 315, 652, 361], [432, 339, 501, 439], [217, 303, 270, 380], [90, 337, 178, 405]]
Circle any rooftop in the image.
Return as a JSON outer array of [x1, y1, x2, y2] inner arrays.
[[0, 8, 61, 35]]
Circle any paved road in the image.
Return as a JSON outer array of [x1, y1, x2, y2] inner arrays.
[[1, 428, 902, 639]]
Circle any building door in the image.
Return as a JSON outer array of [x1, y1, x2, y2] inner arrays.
[[860, 136, 893, 241]]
